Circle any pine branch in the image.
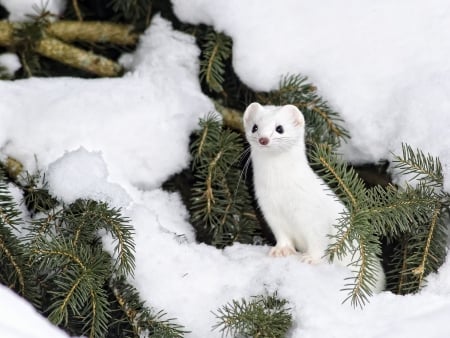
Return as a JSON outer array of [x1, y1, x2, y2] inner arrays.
[[111, 277, 187, 338], [32, 237, 111, 337], [386, 144, 449, 294], [0, 168, 38, 302], [190, 114, 260, 247], [311, 143, 365, 210], [22, 170, 59, 215], [310, 144, 383, 306], [393, 143, 444, 188], [108, 0, 153, 26], [199, 29, 232, 93], [390, 198, 447, 294], [257, 74, 349, 148], [212, 292, 292, 338], [62, 200, 135, 277]]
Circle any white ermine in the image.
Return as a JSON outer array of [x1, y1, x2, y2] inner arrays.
[[243, 102, 385, 292]]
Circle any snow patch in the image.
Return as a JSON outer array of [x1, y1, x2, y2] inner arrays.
[[0, 53, 21, 75], [0, 285, 68, 338], [0, 0, 67, 21], [46, 147, 131, 207]]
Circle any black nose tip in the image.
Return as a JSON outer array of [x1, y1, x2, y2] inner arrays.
[[259, 137, 269, 145]]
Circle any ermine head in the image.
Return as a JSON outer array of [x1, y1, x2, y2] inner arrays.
[[243, 102, 305, 153]]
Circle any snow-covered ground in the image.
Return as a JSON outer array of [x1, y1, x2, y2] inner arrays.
[[1, 1, 450, 337]]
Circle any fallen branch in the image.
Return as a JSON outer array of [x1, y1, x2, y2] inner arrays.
[[46, 21, 137, 45], [0, 20, 138, 77], [36, 37, 122, 77]]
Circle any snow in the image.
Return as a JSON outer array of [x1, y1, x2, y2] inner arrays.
[[0, 0, 67, 21], [0, 53, 21, 76], [46, 147, 131, 207], [0, 3, 449, 338], [0, 284, 68, 338], [172, 0, 450, 189]]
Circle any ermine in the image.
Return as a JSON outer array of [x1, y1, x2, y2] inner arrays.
[[243, 102, 385, 292]]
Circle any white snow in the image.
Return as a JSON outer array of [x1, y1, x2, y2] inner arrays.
[[0, 53, 21, 76], [0, 284, 68, 338], [46, 147, 131, 207], [0, 3, 449, 338], [172, 0, 450, 189], [0, 0, 67, 21]]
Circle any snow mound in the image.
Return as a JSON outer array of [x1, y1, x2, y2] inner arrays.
[[0, 285, 68, 338], [0, 53, 21, 76], [47, 147, 131, 207]]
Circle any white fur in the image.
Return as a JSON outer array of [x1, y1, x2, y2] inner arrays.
[[243, 102, 385, 292]]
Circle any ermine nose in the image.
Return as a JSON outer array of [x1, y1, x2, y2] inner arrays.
[[258, 137, 269, 145]]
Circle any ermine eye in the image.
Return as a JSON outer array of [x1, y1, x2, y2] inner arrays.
[[275, 125, 284, 134], [252, 124, 258, 133]]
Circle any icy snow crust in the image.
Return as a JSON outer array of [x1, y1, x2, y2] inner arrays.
[[0, 7, 450, 338]]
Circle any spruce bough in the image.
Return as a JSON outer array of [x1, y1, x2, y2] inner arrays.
[[0, 168, 186, 337]]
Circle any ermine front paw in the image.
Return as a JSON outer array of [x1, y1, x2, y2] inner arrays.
[[298, 253, 321, 265], [269, 246, 296, 257]]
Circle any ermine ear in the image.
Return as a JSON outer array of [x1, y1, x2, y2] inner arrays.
[[281, 104, 304, 127], [243, 102, 262, 127]]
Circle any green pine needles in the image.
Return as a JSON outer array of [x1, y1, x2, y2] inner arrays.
[[257, 74, 350, 148], [199, 29, 232, 93], [388, 144, 449, 294], [111, 276, 187, 338], [0, 168, 36, 300], [190, 113, 261, 248], [213, 292, 292, 338], [0, 167, 186, 337], [310, 143, 449, 306]]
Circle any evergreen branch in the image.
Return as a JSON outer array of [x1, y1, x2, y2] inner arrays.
[[33, 239, 111, 337], [414, 202, 441, 288], [309, 144, 385, 306], [386, 145, 448, 295], [108, 0, 153, 25], [61, 200, 135, 276], [212, 292, 292, 338], [311, 143, 365, 209], [0, 236, 25, 293], [326, 212, 355, 262], [213, 101, 244, 133], [342, 229, 381, 308], [83, 288, 110, 338], [365, 184, 435, 238], [257, 74, 349, 147], [190, 115, 261, 247], [393, 143, 443, 187], [72, 0, 83, 21], [111, 277, 187, 338], [0, 169, 34, 297], [200, 29, 232, 93]]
